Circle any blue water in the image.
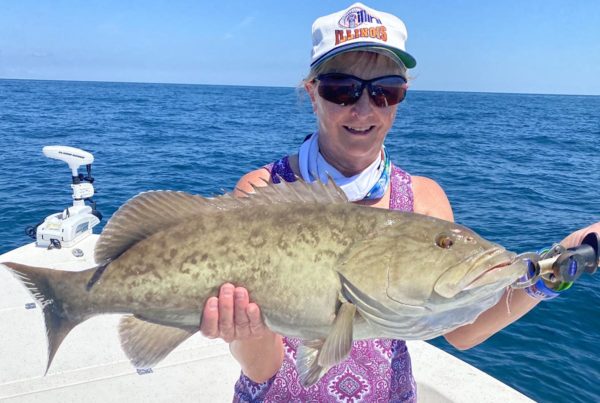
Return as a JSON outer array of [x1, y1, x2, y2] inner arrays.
[[1, 79, 599, 402]]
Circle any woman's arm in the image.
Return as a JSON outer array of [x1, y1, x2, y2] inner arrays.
[[444, 288, 539, 350], [200, 169, 284, 383]]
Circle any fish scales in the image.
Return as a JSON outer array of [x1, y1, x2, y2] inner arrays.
[[84, 202, 379, 336]]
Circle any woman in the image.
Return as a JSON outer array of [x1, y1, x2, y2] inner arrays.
[[200, 3, 600, 401]]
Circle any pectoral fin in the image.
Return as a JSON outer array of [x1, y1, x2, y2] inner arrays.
[[118, 315, 197, 368], [297, 302, 356, 386], [319, 302, 356, 368]]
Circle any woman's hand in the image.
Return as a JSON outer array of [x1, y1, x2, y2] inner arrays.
[[200, 283, 271, 342], [560, 222, 600, 249], [200, 283, 284, 382]]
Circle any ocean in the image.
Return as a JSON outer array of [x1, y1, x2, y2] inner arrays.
[[0, 79, 598, 402]]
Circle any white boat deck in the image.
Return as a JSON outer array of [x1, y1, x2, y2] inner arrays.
[[0, 236, 533, 402]]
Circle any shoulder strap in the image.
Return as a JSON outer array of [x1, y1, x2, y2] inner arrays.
[[389, 164, 414, 212], [268, 155, 298, 183]]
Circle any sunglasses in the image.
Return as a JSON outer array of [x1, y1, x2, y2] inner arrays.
[[315, 73, 408, 108]]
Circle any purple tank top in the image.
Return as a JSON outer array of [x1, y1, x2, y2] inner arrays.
[[234, 156, 416, 402]]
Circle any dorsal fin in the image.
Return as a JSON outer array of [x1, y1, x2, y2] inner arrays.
[[95, 178, 347, 263], [237, 175, 347, 206], [94, 191, 231, 263]]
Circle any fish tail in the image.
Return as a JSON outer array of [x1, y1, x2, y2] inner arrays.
[[2, 262, 95, 374]]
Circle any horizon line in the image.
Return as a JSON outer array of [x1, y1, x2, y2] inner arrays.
[[1, 77, 598, 98]]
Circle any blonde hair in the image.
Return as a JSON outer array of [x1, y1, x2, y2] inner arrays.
[[303, 51, 408, 84]]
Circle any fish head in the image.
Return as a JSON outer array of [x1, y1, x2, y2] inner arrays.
[[385, 216, 527, 306], [337, 212, 529, 338]]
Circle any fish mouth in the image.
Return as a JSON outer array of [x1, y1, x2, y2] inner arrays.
[[434, 247, 526, 298], [462, 255, 526, 291]]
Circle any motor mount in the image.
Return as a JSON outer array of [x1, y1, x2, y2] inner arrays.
[[33, 146, 101, 249]]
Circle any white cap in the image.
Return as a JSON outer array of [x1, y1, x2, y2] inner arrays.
[[310, 2, 416, 69]]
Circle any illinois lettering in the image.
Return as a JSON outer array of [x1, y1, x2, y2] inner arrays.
[[335, 26, 388, 45]]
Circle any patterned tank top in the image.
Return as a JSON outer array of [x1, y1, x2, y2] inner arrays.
[[233, 156, 416, 402]]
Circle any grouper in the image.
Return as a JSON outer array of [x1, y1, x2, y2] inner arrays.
[[2, 179, 528, 385]]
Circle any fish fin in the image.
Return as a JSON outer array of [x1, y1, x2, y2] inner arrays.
[[95, 191, 223, 262], [2, 262, 93, 373], [96, 179, 347, 263], [296, 301, 355, 388], [297, 339, 329, 387], [319, 302, 355, 368], [118, 315, 197, 368], [244, 175, 348, 206]]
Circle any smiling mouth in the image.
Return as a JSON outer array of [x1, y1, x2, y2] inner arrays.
[[344, 125, 375, 135]]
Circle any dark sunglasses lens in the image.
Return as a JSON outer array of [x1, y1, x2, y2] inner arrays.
[[317, 76, 362, 106], [369, 77, 407, 107]]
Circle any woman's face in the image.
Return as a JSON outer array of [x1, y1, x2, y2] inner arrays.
[[306, 51, 404, 175]]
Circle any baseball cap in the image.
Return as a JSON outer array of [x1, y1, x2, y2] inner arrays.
[[310, 2, 416, 70]]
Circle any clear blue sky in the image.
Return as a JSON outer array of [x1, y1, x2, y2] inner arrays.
[[1, 0, 599, 95]]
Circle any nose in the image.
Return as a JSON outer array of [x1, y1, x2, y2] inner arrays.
[[350, 88, 374, 116]]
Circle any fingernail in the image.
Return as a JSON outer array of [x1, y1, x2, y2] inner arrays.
[[235, 289, 245, 300], [208, 299, 218, 310], [222, 284, 233, 296]]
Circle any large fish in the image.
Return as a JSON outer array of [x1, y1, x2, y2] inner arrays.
[[2, 179, 527, 385]]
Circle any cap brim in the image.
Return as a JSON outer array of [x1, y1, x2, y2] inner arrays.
[[311, 42, 417, 69]]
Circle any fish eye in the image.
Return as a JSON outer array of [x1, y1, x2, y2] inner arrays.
[[436, 234, 454, 249]]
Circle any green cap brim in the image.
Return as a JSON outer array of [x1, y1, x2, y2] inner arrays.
[[311, 42, 416, 69]]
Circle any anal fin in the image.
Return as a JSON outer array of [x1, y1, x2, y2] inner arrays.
[[297, 339, 327, 387], [297, 302, 356, 387], [118, 315, 197, 368]]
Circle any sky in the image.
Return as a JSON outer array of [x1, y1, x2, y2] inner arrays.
[[1, 0, 599, 95]]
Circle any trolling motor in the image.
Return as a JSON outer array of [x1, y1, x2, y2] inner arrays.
[[27, 146, 102, 249]]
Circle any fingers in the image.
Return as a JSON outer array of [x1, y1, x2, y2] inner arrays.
[[247, 302, 265, 337], [199, 284, 266, 342], [218, 283, 235, 342], [200, 296, 219, 338], [234, 287, 252, 339]]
